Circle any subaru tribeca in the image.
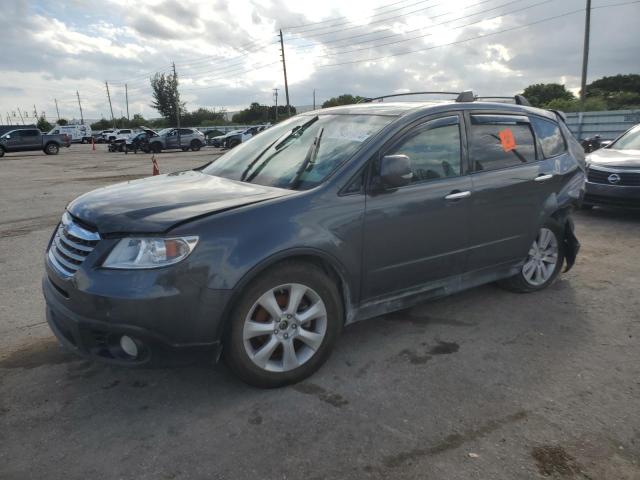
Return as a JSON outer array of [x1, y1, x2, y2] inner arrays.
[[43, 92, 584, 388]]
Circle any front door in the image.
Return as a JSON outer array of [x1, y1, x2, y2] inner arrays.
[[362, 114, 472, 300]]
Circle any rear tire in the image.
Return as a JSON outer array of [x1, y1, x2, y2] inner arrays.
[[224, 262, 342, 388], [228, 139, 240, 149], [190, 140, 202, 151], [498, 219, 565, 293], [44, 143, 59, 155]]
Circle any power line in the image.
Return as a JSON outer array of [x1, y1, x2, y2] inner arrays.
[[317, 0, 554, 58], [286, 0, 445, 37], [295, 0, 520, 53], [318, 2, 640, 68], [281, 0, 420, 29], [283, 0, 436, 34], [288, 0, 497, 50]]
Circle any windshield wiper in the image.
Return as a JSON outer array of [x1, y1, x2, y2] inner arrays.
[[289, 127, 324, 190], [274, 116, 319, 150]]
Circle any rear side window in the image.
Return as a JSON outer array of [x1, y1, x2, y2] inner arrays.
[[469, 114, 536, 171], [530, 116, 566, 158], [19, 130, 39, 137], [179, 128, 193, 135], [386, 116, 462, 184]]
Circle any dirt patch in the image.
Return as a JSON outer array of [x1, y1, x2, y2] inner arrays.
[[293, 382, 349, 408], [428, 341, 459, 355], [0, 337, 78, 369], [70, 174, 146, 184], [383, 410, 528, 468], [531, 445, 583, 477], [0, 214, 59, 238]]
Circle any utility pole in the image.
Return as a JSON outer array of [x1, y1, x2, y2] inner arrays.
[[125, 83, 130, 121], [313, 89, 316, 110], [54, 98, 60, 122], [279, 30, 291, 117], [580, 0, 591, 104], [273, 88, 279, 122], [33, 104, 38, 121], [172, 62, 181, 148], [17, 107, 25, 125], [76, 90, 84, 125], [105, 82, 115, 128]]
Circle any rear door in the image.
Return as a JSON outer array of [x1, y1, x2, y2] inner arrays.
[[464, 111, 555, 271], [362, 113, 473, 299], [20, 129, 42, 150]]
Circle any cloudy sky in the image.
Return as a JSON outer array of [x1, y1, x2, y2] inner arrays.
[[0, 0, 638, 123]]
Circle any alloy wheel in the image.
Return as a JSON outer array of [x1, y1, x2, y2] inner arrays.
[[243, 283, 327, 373], [522, 227, 559, 286]]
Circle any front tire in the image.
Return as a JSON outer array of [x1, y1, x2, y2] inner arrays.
[[499, 220, 565, 293], [190, 140, 202, 151], [224, 262, 342, 388], [0, 147, 4, 157]]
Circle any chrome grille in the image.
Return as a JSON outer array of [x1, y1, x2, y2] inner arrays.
[[587, 166, 640, 186], [48, 212, 100, 277]]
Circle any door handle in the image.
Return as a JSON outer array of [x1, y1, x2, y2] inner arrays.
[[444, 190, 471, 201], [534, 174, 554, 182]]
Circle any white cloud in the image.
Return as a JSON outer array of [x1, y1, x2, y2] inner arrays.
[[0, 0, 638, 120]]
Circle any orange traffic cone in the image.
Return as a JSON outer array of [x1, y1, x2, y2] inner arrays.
[[152, 154, 160, 176], [92, 136, 96, 151]]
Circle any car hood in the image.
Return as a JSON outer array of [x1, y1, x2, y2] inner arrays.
[[67, 170, 293, 234], [588, 148, 640, 168]]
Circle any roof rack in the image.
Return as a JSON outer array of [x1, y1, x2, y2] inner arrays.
[[357, 90, 533, 106], [474, 95, 532, 106], [359, 91, 474, 103]]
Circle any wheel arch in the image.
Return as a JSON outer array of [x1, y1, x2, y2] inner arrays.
[[214, 248, 354, 342]]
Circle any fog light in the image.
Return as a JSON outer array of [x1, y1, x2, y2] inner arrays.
[[120, 335, 139, 358]]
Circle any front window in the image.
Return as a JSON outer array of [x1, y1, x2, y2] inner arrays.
[[609, 125, 640, 150], [203, 114, 394, 190]]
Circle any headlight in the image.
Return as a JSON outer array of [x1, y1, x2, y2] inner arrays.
[[103, 236, 198, 269]]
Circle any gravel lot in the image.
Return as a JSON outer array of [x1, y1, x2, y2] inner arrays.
[[1, 144, 639, 479]]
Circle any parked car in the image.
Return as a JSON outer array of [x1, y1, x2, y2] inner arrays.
[[124, 130, 158, 154], [1, 127, 70, 156], [583, 123, 640, 209], [148, 128, 205, 153], [43, 92, 584, 387], [224, 126, 261, 149], [101, 129, 116, 142], [48, 124, 93, 144]]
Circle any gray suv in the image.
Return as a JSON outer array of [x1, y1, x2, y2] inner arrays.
[[148, 127, 205, 153], [43, 92, 584, 387]]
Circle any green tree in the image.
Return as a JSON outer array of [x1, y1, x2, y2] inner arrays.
[[232, 103, 295, 124], [37, 115, 53, 132], [521, 84, 575, 108], [321, 94, 364, 108], [150, 73, 185, 123], [57, 118, 68, 126], [90, 118, 112, 130], [586, 74, 640, 110], [129, 113, 146, 128]]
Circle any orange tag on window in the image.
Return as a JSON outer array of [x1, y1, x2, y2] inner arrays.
[[499, 128, 516, 152]]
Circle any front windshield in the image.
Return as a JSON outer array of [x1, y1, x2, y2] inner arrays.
[[610, 125, 640, 150], [203, 114, 394, 190]]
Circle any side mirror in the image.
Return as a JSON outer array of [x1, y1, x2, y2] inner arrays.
[[379, 154, 412, 188], [4, 135, 10, 139]]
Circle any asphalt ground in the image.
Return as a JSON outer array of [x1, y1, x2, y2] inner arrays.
[[0, 144, 638, 479]]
